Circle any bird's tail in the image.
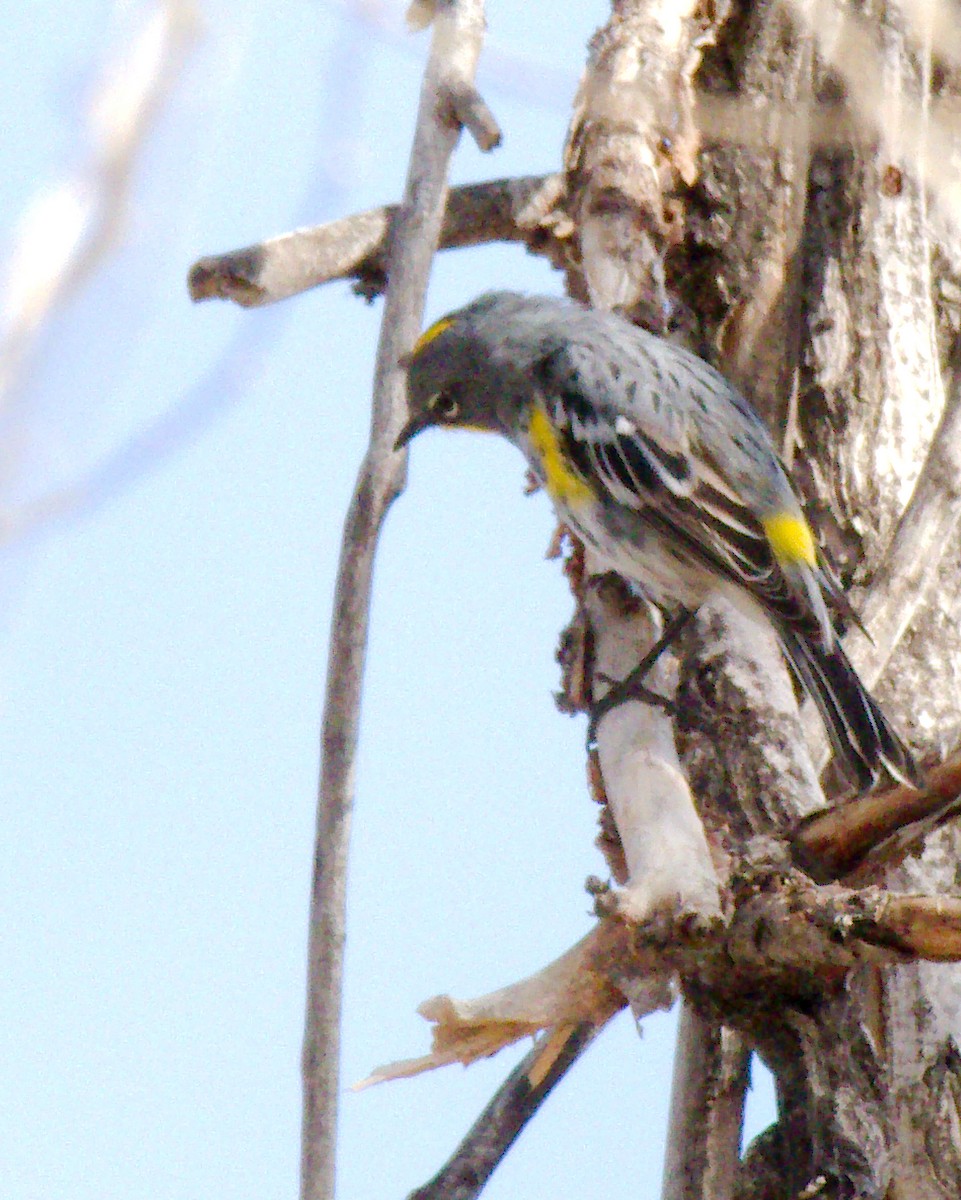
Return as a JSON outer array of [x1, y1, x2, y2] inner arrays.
[[777, 625, 921, 792]]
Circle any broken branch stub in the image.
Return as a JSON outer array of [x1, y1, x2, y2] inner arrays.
[[583, 570, 723, 927]]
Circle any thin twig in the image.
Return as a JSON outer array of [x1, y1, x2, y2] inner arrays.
[[2, 0, 374, 550], [299, 5, 492, 1199], [0, 316, 277, 548], [341, 0, 578, 111], [0, 1, 198, 408]]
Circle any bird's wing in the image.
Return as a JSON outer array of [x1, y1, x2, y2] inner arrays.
[[534, 341, 822, 626]]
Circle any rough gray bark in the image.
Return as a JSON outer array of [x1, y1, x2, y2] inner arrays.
[[547, 0, 961, 1195], [663, 0, 961, 1194]]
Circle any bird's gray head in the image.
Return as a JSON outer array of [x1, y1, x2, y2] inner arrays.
[[395, 292, 541, 450]]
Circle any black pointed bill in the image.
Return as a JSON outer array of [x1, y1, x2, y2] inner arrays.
[[394, 412, 430, 451]]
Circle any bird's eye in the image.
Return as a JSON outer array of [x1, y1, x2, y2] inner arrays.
[[427, 392, 460, 420]]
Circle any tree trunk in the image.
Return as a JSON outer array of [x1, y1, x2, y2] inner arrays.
[[566, 0, 961, 1195]]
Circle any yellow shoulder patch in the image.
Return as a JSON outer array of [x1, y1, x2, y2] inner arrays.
[[528, 406, 594, 506], [762, 511, 817, 567], [411, 316, 454, 357]]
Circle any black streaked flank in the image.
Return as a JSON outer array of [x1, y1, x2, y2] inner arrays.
[[400, 289, 921, 791]]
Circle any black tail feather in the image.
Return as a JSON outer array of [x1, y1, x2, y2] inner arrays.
[[777, 625, 921, 792]]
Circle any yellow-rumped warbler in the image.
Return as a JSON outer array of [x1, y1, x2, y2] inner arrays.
[[397, 291, 919, 792]]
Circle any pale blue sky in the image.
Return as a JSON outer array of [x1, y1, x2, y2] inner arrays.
[[0, 3, 772, 1197]]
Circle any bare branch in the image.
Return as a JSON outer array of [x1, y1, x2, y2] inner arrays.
[[662, 1007, 749, 1200], [360, 864, 961, 1090], [298, 5, 493, 1199], [726, 884, 961, 966], [720, 883, 961, 973], [185, 85, 961, 311], [0, 315, 278, 548], [187, 174, 564, 307], [0, 2, 197, 407], [344, 0, 578, 110], [867, 892, 961, 961], [793, 751, 961, 882]]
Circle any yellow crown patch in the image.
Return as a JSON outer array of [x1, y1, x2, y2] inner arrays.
[[411, 316, 454, 357]]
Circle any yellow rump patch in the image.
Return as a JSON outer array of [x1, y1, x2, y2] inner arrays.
[[763, 511, 817, 567], [528, 406, 594, 506], [411, 316, 454, 357]]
